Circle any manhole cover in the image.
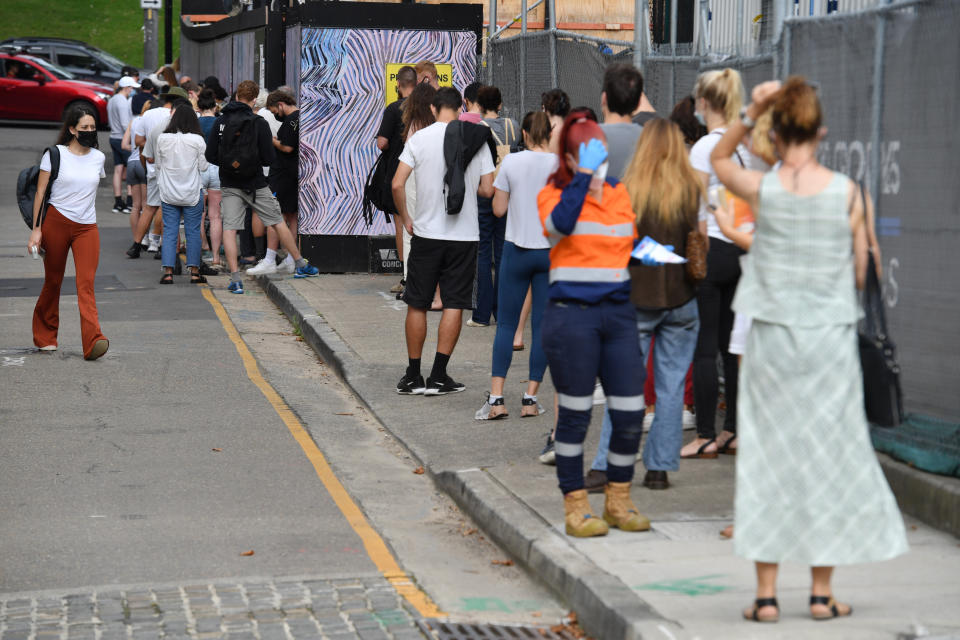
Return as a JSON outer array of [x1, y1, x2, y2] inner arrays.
[[417, 619, 578, 639]]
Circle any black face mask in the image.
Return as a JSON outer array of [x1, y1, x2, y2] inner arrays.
[[76, 130, 98, 148], [273, 111, 283, 123]]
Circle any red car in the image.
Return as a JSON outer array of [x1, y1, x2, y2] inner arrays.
[[0, 53, 112, 127]]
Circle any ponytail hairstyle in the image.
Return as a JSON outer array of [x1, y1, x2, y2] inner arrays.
[[521, 111, 551, 148], [770, 75, 822, 146], [548, 108, 605, 189], [622, 118, 702, 226], [694, 68, 744, 125], [750, 109, 778, 165]]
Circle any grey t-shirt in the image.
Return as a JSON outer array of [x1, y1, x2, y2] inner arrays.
[[107, 94, 132, 139], [599, 122, 643, 179], [482, 116, 520, 152]]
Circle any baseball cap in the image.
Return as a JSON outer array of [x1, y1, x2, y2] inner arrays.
[[119, 76, 141, 89], [159, 86, 189, 102]]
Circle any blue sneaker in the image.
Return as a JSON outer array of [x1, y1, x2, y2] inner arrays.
[[227, 280, 244, 294], [294, 262, 319, 278]]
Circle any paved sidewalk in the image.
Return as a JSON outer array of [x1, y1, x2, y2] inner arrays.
[[260, 273, 960, 640]]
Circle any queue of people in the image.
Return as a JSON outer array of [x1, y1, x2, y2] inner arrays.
[[372, 61, 907, 623]]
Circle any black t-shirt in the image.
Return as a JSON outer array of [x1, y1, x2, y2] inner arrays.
[[632, 110, 659, 127], [270, 110, 299, 180], [376, 97, 406, 156]]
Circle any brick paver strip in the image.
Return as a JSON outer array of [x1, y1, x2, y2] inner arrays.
[[0, 577, 425, 640]]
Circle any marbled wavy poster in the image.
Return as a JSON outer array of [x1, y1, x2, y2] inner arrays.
[[299, 28, 478, 236]]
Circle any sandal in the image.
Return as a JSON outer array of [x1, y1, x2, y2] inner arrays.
[[159, 274, 173, 285], [717, 434, 738, 455], [743, 598, 779, 623], [681, 438, 718, 459], [513, 343, 525, 351], [810, 596, 853, 621], [190, 274, 208, 284]]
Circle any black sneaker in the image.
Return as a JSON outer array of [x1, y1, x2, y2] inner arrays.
[[396, 373, 426, 395], [198, 262, 219, 276], [126, 242, 141, 259], [538, 434, 556, 465], [424, 376, 465, 396], [112, 199, 123, 213]]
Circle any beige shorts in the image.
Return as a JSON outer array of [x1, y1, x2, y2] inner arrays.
[[146, 176, 161, 207], [221, 187, 283, 231]]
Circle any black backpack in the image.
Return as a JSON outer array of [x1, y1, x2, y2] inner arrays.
[[17, 146, 60, 229], [362, 148, 398, 225], [217, 112, 261, 183]]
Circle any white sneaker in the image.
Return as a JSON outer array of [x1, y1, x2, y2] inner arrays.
[[276, 258, 295, 274], [246, 257, 278, 275], [592, 381, 605, 405], [642, 411, 655, 432], [683, 408, 696, 430], [147, 240, 159, 253]]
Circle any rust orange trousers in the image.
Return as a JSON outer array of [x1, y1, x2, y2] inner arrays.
[[32, 206, 107, 358]]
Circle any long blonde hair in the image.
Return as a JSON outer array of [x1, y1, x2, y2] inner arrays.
[[623, 119, 702, 226], [694, 68, 744, 125]]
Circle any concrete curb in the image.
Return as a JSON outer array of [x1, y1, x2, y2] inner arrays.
[[878, 453, 960, 539], [256, 276, 685, 640]]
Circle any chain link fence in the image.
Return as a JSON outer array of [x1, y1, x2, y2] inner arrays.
[[487, 0, 959, 424]]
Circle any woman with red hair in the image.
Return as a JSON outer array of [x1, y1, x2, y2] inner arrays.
[[538, 109, 648, 538]]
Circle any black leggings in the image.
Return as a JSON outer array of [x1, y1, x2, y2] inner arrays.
[[693, 238, 744, 439]]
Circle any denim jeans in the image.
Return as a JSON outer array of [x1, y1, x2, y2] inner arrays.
[[473, 196, 505, 324], [590, 298, 700, 472], [491, 242, 550, 381], [161, 199, 204, 269], [542, 299, 646, 494]]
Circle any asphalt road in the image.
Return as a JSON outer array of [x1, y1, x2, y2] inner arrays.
[[0, 125, 563, 635]]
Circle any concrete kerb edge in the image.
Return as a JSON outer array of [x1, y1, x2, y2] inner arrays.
[[255, 275, 684, 640], [878, 453, 960, 539]]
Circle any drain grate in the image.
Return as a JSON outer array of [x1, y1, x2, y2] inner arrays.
[[417, 619, 578, 639]]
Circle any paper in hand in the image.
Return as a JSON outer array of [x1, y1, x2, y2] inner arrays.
[[631, 236, 688, 264]]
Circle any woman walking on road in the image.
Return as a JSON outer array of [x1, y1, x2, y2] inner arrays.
[[539, 110, 648, 538], [475, 111, 556, 420], [197, 89, 223, 269], [28, 105, 109, 360], [713, 78, 907, 623], [155, 103, 209, 284]]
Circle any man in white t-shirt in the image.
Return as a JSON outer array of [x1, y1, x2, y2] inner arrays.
[[391, 86, 495, 396]]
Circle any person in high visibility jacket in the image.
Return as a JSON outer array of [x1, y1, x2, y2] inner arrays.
[[537, 109, 649, 538]]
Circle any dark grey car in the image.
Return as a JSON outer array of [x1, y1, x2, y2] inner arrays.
[[0, 37, 141, 86]]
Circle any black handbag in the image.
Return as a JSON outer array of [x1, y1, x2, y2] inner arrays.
[[858, 240, 904, 428]]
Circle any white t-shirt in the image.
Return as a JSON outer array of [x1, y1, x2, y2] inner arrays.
[[40, 145, 105, 225], [258, 107, 281, 177], [127, 115, 142, 164], [689, 128, 753, 243], [155, 132, 209, 206], [492, 150, 556, 249], [398, 121, 495, 242], [139, 107, 172, 179]]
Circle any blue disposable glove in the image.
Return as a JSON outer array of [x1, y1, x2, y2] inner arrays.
[[640, 245, 674, 266], [578, 139, 608, 172]]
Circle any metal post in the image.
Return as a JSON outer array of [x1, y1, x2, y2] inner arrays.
[[670, 0, 678, 105], [548, 0, 558, 87], [163, 0, 173, 66], [698, 0, 710, 55], [144, 8, 158, 70], [736, 0, 745, 57], [869, 10, 887, 207], [487, 0, 497, 84], [520, 0, 527, 115], [633, 0, 643, 69]]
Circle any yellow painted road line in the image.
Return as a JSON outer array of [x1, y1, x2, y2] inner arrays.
[[201, 286, 444, 618]]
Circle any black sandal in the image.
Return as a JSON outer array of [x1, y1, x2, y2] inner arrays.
[[190, 274, 207, 284], [810, 595, 853, 620], [717, 434, 738, 455], [681, 438, 718, 459], [159, 274, 173, 284], [743, 597, 779, 623]]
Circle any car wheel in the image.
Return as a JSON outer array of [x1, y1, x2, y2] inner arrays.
[[62, 100, 100, 128]]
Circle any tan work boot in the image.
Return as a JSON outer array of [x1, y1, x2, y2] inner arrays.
[[603, 481, 651, 531], [564, 489, 609, 538]]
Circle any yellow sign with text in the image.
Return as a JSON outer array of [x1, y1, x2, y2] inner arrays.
[[384, 63, 454, 106]]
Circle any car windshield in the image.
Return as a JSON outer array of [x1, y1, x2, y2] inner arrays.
[[90, 46, 126, 69], [22, 55, 76, 80]]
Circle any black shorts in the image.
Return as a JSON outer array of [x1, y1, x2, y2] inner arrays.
[[402, 236, 478, 311], [270, 175, 298, 214]]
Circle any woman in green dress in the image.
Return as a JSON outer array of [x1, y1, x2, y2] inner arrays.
[[710, 77, 908, 623]]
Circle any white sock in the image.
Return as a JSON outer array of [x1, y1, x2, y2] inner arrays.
[[264, 248, 277, 263], [488, 394, 503, 403], [524, 393, 537, 401], [282, 253, 294, 265]]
